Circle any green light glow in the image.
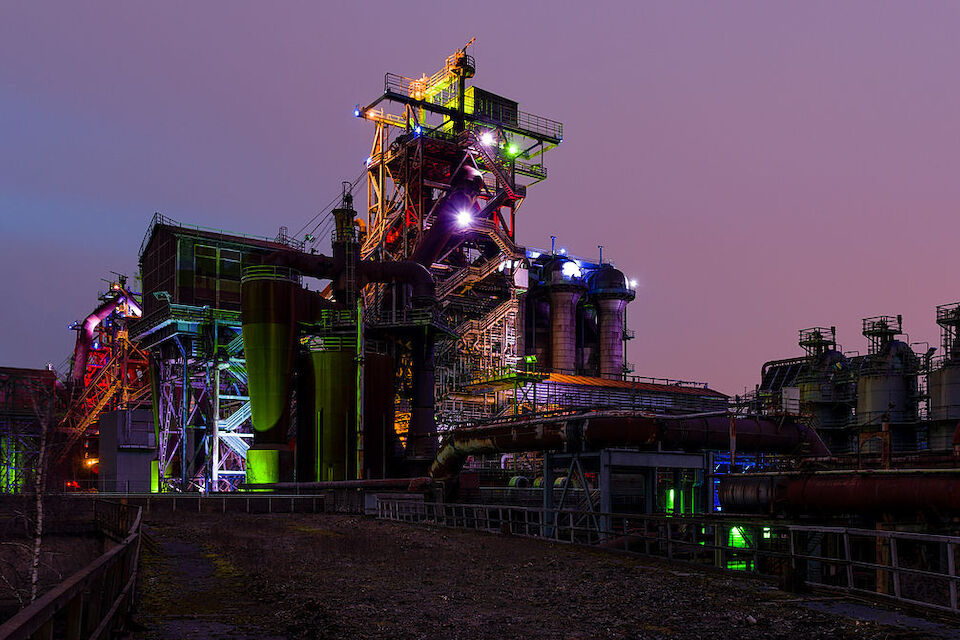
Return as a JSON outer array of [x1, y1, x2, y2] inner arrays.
[[245, 448, 280, 489], [506, 142, 520, 157], [728, 526, 748, 548], [150, 460, 159, 493]]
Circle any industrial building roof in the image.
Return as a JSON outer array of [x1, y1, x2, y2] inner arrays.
[[544, 374, 728, 398]]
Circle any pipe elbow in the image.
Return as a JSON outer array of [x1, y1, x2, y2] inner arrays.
[[359, 261, 436, 303]]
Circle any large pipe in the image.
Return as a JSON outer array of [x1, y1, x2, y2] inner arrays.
[[411, 163, 483, 267], [584, 414, 830, 457], [429, 411, 829, 480], [719, 471, 960, 515], [70, 290, 137, 388], [430, 417, 568, 480], [359, 261, 435, 302], [239, 477, 430, 492]]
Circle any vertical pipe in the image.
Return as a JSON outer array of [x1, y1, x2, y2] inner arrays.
[[409, 330, 437, 459], [356, 300, 364, 479], [175, 337, 188, 491], [549, 289, 583, 374], [212, 365, 220, 491], [596, 298, 628, 379]]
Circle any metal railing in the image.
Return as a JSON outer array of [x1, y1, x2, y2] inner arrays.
[[139, 212, 304, 258], [378, 499, 960, 616], [0, 500, 143, 640]]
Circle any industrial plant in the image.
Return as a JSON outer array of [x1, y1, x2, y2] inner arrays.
[[4, 41, 960, 629]]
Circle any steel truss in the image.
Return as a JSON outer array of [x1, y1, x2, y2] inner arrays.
[[0, 368, 59, 493], [134, 306, 252, 492], [356, 41, 562, 431]]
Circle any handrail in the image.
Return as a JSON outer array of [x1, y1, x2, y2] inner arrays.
[[0, 500, 143, 640], [378, 499, 960, 616]]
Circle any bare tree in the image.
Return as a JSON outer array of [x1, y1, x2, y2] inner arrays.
[[27, 387, 51, 603]]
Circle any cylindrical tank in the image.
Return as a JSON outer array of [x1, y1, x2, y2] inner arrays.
[[241, 266, 299, 484], [929, 364, 960, 421], [310, 348, 358, 482], [857, 340, 918, 426], [588, 265, 635, 379], [545, 258, 585, 374], [797, 349, 852, 432], [363, 352, 397, 479]]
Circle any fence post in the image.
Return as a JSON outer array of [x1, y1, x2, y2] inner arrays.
[[842, 531, 854, 590], [889, 534, 901, 599], [949, 542, 958, 612]]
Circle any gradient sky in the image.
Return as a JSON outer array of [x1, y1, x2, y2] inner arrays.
[[2, 2, 959, 395]]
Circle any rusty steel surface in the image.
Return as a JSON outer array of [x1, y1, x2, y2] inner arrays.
[[429, 410, 829, 480], [720, 470, 960, 514]]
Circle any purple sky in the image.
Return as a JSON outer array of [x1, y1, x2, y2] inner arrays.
[[2, 2, 959, 394]]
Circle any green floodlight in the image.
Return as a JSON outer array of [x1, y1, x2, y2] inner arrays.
[[524, 355, 538, 364], [505, 142, 520, 157]]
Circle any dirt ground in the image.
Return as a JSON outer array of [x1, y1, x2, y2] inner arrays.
[[130, 512, 959, 640]]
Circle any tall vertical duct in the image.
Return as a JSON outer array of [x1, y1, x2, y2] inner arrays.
[[310, 347, 357, 481], [588, 265, 635, 379], [408, 331, 437, 461], [241, 265, 299, 486], [363, 352, 397, 479], [545, 258, 586, 374]]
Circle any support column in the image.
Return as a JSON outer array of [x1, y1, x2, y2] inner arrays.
[[548, 287, 584, 374], [409, 330, 437, 461], [596, 297, 628, 379]]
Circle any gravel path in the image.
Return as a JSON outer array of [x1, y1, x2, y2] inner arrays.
[[131, 513, 957, 639]]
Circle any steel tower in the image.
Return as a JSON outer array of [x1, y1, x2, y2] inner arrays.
[[355, 40, 563, 427]]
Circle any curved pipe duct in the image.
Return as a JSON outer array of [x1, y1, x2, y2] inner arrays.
[[429, 411, 830, 480], [70, 290, 137, 389], [411, 163, 483, 267], [262, 250, 338, 278], [359, 261, 435, 302]]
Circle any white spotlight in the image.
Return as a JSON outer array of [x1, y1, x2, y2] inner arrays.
[[480, 131, 495, 146], [456, 210, 472, 228], [561, 261, 582, 279]]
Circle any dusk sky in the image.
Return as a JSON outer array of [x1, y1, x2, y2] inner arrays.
[[2, 2, 959, 395]]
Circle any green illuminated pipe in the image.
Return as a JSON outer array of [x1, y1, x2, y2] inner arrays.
[[310, 349, 357, 482]]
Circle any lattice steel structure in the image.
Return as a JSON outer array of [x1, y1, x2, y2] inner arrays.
[[0, 367, 59, 493], [57, 285, 151, 470], [134, 215, 303, 491], [355, 41, 562, 429]]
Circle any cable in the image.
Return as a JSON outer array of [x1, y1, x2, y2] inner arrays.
[[295, 168, 367, 244]]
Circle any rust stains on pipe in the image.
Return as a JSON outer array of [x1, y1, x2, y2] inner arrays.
[[719, 471, 960, 514], [359, 261, 435, 302], [70, 292, 133, 388], [429, 411, 829, 480], [239, 477, 431, 492], [430, 419, 568, 480], [585, 414, 830, 457]]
